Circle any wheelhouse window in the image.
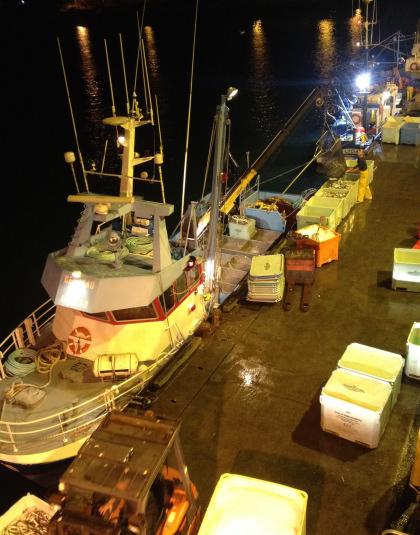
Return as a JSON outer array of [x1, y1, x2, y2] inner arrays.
[[188, 264, 200, 287], [82, 311, 109, 321], [159, 284, 175, 313], [111, 304, 158, 321], [175, 273, 188, 302]]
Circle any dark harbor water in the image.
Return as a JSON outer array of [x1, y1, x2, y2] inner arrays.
[[0, 0, 419, 506]]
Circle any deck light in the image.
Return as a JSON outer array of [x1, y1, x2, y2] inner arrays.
[[226, 87, 238, 100], [356, 73, 370, 92]]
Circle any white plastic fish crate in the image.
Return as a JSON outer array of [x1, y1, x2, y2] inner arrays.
[[406, 322, 420, 380], [337, 343, 404, 409], [392, 248, 420, 292], [296, 205, 337, 231], [306, 195, 343, 225], [320, 368, 392, 448], [315, 188, 352, 218], [197, 473, 308, 535]]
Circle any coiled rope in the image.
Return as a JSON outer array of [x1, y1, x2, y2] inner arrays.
[[4, 341, 67, 401], [126, 236, 154, 255], [4, 348, 38, 377]]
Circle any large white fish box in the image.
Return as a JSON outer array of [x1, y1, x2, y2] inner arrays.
[[315, 188, 352, 218], [392, 248, 420, 292], [198, 473, 308, 535], [320, 368, 392, 448], [381, 118, 405, 144], [319, 180, 358, 215], [228, 217, 256, 240], [306, 195, 343, 225], [406, 322, 420, 380], [337, 343, 404, 409], [296, 205, 337, 231]]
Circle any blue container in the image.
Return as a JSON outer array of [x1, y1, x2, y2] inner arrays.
[[245, 192, 303, 232], [400, 123, 420, 146]]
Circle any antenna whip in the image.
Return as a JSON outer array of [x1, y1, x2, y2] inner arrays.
[[180, 0, 199, 241]]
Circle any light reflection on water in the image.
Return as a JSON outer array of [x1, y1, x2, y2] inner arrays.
[[316, 19, 337, 80], [249, 20, 276, 138], [76, 26, 105, 128], [143, 26, 159, 81]]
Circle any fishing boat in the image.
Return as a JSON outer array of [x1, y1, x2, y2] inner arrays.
[[0, 31, 209, 472]]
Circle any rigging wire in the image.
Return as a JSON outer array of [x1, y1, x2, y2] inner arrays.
[[119, 34, 130, 116], [141, 39, 154, 123], [180, 0, 200, 241], [57, 37, 89, 194], [134, 2, 147, 97]]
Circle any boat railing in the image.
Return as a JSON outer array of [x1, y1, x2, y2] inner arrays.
[[0, 369, 146, 451], [239, 175, 261, 206], [0, 299, 56, 377]]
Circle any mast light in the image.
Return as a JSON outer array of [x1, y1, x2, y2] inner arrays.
[[226, 87, 238, 100]]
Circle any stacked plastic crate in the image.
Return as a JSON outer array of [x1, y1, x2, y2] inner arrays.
[[247, 254, 285, 303]]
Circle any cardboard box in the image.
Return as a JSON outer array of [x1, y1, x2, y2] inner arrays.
[[320, 368, 392, 448], [338, 343, 404, 408]]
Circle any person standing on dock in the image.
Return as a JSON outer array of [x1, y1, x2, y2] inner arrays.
[[345, 148, 372, 203]]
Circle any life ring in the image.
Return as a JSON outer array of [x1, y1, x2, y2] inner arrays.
[[352, 113, 361, 126], [410, 62, 418, 71], [68, 326, 92, 355]]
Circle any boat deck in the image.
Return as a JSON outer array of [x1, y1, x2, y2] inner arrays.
[[149, 140, 420, 534]]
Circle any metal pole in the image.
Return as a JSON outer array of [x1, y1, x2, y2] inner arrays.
[[205, 94, 229, 301]]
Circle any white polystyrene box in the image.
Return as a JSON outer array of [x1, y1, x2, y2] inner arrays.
[[337, 343, 404, 409], [320, 368, 392, 448], [198, 473, 307, 535], [406, 322, 420, 380], [392, 248, 420, 291]]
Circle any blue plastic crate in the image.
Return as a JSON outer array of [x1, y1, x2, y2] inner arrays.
[[400, 123, 420, 146]]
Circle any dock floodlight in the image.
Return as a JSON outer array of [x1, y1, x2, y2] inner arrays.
[[356, 73, 370, 92], [226, 87, 238, 100]]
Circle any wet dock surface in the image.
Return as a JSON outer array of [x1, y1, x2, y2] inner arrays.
[[150, 141, 420, 534]]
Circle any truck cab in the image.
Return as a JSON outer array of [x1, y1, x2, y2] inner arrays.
[[48, 409, 200, 535]]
